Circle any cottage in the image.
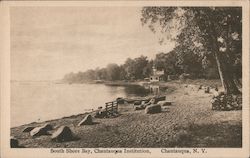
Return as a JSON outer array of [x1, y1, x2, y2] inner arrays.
[[150, 66, 164, 82]]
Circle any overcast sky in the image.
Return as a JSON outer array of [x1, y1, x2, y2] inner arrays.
[[11, 7, 175, 81]]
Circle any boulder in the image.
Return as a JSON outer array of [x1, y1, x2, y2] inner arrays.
[[154, 96, 166, 103], [30, 124, 53, 137], [94, 110, 107, 118], [10, 137, 19, 148], [23, 126, 35, 133], [78, 114, 93, 126], [148, 98, 156, 105], [134, 105, 145, 111], [40, 123, 53, 131], [134, 100, 142, 106], [116, 98, 125, 104], [157, 101, 172, 106], [124, 98, 135, 104], [145, 104, 161, 114], [30, 127, 48, 137], [51, 126, 74, 142]]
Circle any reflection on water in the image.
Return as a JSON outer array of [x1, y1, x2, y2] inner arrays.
[[11, 82, 167, 127], [123, 85, 150, 97], [149, 85, 160, 95], [143, 85, 168, 95]]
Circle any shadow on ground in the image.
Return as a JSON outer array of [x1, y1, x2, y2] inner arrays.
[[169, 122, 242, 147]]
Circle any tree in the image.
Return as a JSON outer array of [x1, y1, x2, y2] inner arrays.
[[123, 58, 136, 80], [123, 56, 151, 80], [154, 51, 180, 76], [96, 68, 108, 80], [134, 56, 150, 79], [106, 63, 121, 81], [141, 7, 242, 94]]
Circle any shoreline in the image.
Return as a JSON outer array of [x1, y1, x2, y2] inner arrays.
[[11, 79, 222, 128], [11, 80, 175, 128], [11, 79, 242, 148]]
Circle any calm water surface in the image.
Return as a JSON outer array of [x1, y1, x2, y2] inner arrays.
[[11, 81, 152, 127]]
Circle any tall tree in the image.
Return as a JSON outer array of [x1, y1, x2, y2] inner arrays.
[[154, 50, 180, 76], [106, 63, 121, 81], [123, 56, 150, 80], [141, 7, 241, 94]]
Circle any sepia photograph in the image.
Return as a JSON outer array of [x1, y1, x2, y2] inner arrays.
[[0, 0, 249, 157]]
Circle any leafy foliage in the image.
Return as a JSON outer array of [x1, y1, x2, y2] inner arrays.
[[63, 56, 153, 83], [63, 7, 242, 94], [141, 7, 242, 94]]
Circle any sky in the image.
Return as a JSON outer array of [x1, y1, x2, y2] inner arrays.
[[11, 7, 175, 81]]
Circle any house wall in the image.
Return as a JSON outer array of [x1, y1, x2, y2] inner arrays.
[[150, 76, 162, 82]]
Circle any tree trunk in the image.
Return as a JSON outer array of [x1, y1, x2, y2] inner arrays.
[[213, 51, 241, 94], [211, 35, 241, 95], [207, 11, 241, 95]]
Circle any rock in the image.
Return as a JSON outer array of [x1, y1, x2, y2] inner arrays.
[[30, 124, 52, 137], [10, 136, 19, 148], [51, 126, 74, 142], [23, 126, 35, 133], [145, 104, 161, 114], [78, 115, 93, 126], [40, 123, 53, 131], [134, 106, 140, 110], [157, 101, 172, 106], [124, 98, 135, 104], [94, 110, 107, 118], [116, 98, 125, 104], [154, 96, 166, 103], [134, 105, 145, 111], [30, 127, 48, 137], [147, 98, 155, 105], [134, 100, 142, 105]]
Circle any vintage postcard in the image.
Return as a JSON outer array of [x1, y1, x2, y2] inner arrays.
[[0, 0, 249, 158]]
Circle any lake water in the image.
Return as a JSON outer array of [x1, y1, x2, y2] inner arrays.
[[11, 81, 154, 127]]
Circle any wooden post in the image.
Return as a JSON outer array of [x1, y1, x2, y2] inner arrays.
[[104, 101, 119, 117], [116, 101, 118, 113], [105, 103, 108, 117], [111, 102, 114, 115]]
